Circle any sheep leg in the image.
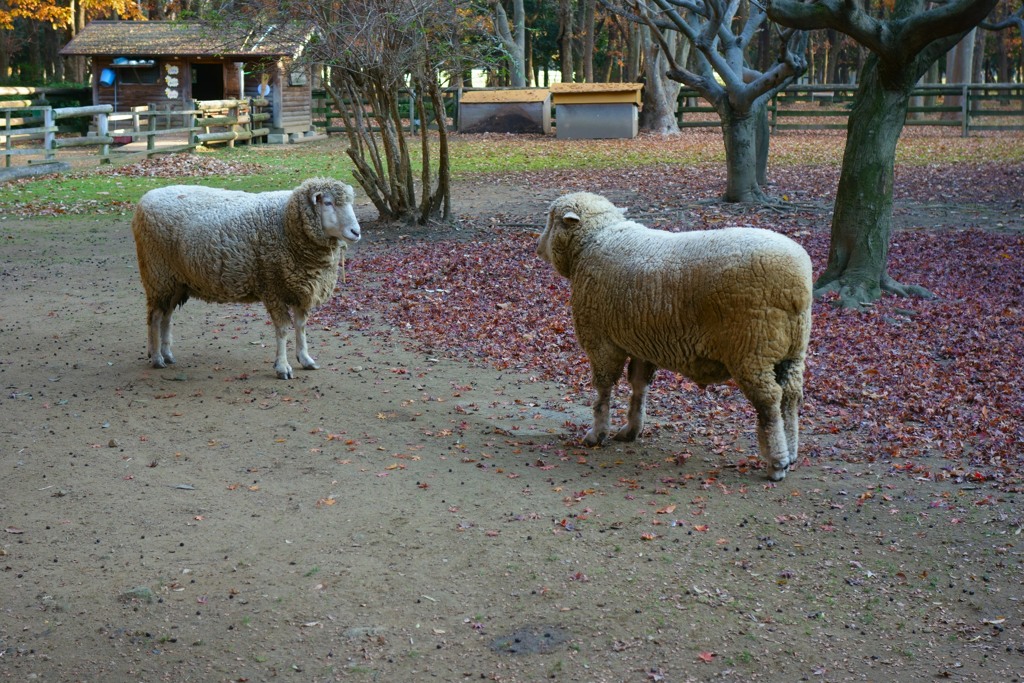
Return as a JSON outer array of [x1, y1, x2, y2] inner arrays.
[[159, 309, 175, 365], [735, 370, 790, 481], [146, 306, 174, 368], [613, 358, 657, 442], [584, 349, 627, 447], [265, 302, 295, 379], [292, 309, 319, 371], [778, 358, 805, 466]]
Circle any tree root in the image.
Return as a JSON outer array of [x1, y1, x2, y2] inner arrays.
[[880, 273, 935, 300], [814, 273, 935, 310]]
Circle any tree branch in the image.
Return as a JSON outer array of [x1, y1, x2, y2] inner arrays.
[[766, 0, 889, 55], [895, 0, 1000, 60]]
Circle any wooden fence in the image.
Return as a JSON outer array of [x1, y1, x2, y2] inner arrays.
[[677, 83, 1024, 135], [2, 95, 269, 171], [311, 89, 435, 134], [4, 82, 1021, 174]]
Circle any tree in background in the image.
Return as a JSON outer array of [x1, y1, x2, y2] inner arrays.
[[636, 22, 686, 134], [488, 0, 527, 86], [310, 0, 472, 225], [1, 0, 143, 83], [218, 0, 476, 225], [608, 0, 807, 202], [981, 4, 1023, 82], [768, 0, 1000, 309]]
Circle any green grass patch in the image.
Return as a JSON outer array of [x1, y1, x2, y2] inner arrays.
[[1, 129, 1020, 214]]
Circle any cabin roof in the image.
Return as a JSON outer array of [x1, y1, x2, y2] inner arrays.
[[460, 89, 551, 104], [59, 21, 310, 59]]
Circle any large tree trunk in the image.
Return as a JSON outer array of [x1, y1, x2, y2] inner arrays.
[[814, 57, 932, 308], [719, 106, 767, 202]]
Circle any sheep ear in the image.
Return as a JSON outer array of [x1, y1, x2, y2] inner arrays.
[[562, 210, 580, 225], [312, 191, 324, 205]]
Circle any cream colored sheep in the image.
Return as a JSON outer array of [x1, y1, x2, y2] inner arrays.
[[131, 178, 361, 379], [537, 192, 813, 480]]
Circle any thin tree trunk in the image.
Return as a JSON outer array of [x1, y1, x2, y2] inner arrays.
[[559, 0, 574, 82], [942, 29, 975, 116], [581, 0, 596, 82], [427, 76, 451, 221], [638, 28, 680, 134], [626, 23, 641, 82]]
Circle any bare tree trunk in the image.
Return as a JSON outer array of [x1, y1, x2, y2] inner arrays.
[[490, 0, 526, 87], [719, 105, 768, 202], [626, 22, 641, 82], [525, 29, 534, 86], [559, 0, 574, 82], [814, 57, 932, 308], [942, 29, 975, 116], [971, 28, 985, 83], [0, 33, 11, 82], [66, 0, 88, 84], [826, 30, 842, 83], [638, 27, 680, 134], [995, 29, 1009, 83], [581, 0, 596, 82]]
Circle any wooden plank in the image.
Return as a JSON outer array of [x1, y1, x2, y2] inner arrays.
[[53, 105, 113, 119], [54, 136, 115, 148]]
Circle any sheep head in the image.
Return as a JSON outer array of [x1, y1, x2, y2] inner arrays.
[[537, 192, 626, 278], [295, 178, 361, 244]]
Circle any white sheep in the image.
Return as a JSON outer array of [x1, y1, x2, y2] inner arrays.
[[131, 178, 361, 379], [536, 192, 813, 481]]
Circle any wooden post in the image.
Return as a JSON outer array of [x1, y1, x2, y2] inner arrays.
[[189, 102, 198, 147], [228, 102, 237, 148], [43, 107, 55, 160], [147, 108, 157, 151], [961, 84, 969, 138], [97, 111, 110, 161], [4, 109, 12, 168]]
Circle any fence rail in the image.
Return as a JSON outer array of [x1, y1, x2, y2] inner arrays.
[[677, 83, 1024, 135], [1, 97, 268, 171]]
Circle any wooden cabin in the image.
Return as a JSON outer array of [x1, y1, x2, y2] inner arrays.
[[60, 21, 316, 142], [458, 89, 552, 135], [550, 82, 643, 140]]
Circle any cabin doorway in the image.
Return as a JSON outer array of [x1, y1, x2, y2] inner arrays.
[[191, 63, 224, 100]]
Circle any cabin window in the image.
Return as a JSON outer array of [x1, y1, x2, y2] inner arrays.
[[109, 59, 160, 85]]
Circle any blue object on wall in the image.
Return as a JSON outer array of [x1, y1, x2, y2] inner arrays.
[[99, 69, 116, 86]]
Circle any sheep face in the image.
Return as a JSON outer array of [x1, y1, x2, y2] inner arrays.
[[312, 183, 361, 244], [537, 193, 625, 277]]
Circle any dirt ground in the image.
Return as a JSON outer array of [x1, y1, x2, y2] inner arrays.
[[1, 175, 1022, 683]]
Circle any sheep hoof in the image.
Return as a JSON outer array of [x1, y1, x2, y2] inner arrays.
[[767, 464, 788, 482], [275, 365, 295, 380], [612, 427, 639, 442], [582, 429, 606, 447], [151, 357, 167, 369]]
